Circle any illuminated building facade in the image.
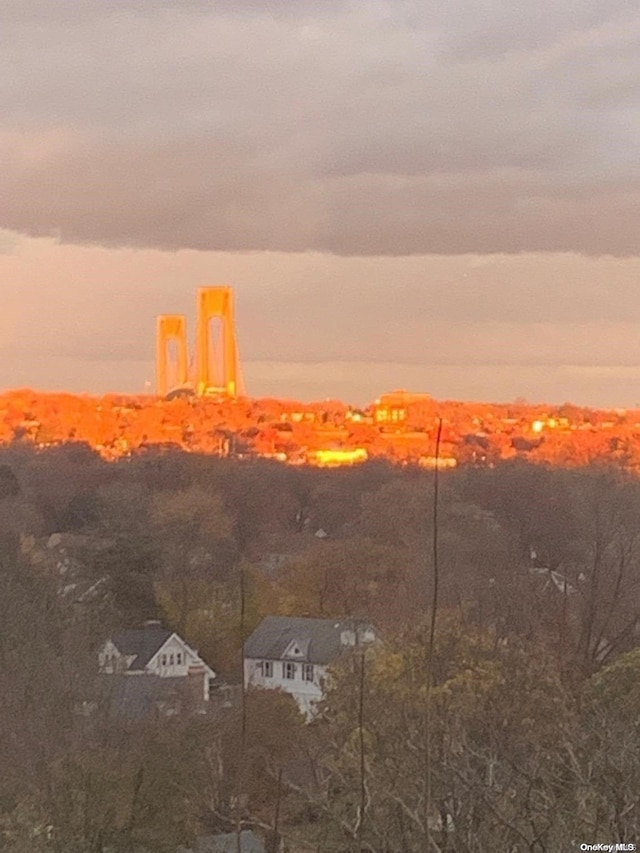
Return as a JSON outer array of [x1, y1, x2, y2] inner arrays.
[[373, 390, 433, 427]]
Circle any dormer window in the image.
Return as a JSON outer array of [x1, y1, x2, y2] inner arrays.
[[161, 654, 167, 666], [283, 639, 309, 659], [176, 653, 182, 666]]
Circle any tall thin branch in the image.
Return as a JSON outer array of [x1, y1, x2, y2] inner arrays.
[[236, 557, 247, 853], [428, 418, 443, 675], [240, 558, 247, 748], [357, 646, 367, 845], [425, 417, 443, 851], [270, 767, 283, 853]]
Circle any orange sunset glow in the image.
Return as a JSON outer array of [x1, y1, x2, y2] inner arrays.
[[3, 384, 640, 470], [4, 4, 640, 849]]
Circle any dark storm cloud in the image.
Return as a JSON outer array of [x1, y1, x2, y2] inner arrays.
[[1, 0, 639, 255]]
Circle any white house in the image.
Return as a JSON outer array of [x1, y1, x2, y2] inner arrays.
[[244, 616, 375, 718], [98, 621, 216, 714]]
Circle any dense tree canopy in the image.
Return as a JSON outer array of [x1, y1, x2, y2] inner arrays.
[[2, 446, 640, 850]]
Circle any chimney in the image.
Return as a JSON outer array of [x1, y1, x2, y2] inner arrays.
[[340, 629, 356, 647]]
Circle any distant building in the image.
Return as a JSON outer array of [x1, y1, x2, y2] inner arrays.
[[418, 455, 457, 469], [97, 621, 216, 717], [244, 616, 375, 718], [306, 447, 368, 467], [373, 390, 432, 428]]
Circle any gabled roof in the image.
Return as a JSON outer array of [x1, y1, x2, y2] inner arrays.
[[245, 616, 369, 665], [97, 673, 181, 720], [110, 626, 172, 671]]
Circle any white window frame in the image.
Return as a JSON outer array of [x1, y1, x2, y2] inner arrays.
[[283, 661, 296, 680], [263, 660, 273, 678], [302, 663, 314, 682]]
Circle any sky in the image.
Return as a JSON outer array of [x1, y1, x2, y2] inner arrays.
[[1, 0, 640, 406]]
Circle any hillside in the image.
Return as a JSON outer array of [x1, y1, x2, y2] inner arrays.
[[1, 388, 638, 468]]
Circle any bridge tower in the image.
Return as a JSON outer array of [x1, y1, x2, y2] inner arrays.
[[195, 286, 239, 398], [156, 315, 188, 397]]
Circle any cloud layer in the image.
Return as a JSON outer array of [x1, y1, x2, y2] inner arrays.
[[2, 0, 639, 254]]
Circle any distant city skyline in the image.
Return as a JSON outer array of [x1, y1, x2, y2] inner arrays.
[[2, 2, 639, 408]]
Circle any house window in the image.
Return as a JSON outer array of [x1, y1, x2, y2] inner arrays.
[[302, 663, 314, 682], [283, 661, 296, 680], [169, 653, 174, 665], [161, 654, 167, 666], [176, 653, 182, 665], [263, 660, 273, 678]]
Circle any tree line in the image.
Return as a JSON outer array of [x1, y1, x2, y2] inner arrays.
[[1, 444, 639, 850]]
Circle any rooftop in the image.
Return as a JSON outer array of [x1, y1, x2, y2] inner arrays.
[[111, 624, 172, 671], [245, 615, 371, 665]]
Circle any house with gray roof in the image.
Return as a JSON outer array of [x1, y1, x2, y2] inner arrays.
[[98, 621, 216, 715], [97, 672, 187, 721], [244, 616, 375, 718]]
